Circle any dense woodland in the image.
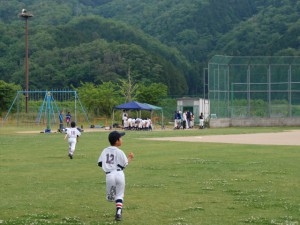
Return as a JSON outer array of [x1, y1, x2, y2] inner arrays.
[[1, 0, 300, 98]]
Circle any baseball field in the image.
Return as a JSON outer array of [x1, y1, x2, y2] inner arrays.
[[0, 126, 299, 225]]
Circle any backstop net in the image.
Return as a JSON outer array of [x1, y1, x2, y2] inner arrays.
[[208, 55, 300, 118]]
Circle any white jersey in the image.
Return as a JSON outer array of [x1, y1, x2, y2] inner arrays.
[[98, 146, 128, 173], [122, 113, 127, 120], [66, 127, 81, 139]]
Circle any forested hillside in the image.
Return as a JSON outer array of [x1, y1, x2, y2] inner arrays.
[[0, 0, 299, 96]]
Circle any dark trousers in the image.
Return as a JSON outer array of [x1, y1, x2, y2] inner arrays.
[[59, 123, 64, 130], [182, 121, 186, 129]]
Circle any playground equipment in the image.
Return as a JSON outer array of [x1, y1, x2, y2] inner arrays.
[[2, 90, 90, 132]]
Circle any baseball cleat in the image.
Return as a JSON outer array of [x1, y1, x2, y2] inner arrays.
[[115, 213, 122, 221], [68, 153, 73, 159], [115, 208, 122, 221]]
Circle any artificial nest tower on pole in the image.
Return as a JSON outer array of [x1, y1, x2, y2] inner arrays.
[[19, 9, 33, 113]]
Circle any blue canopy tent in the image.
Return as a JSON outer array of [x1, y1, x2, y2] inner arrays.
[[114, 101, 152, 110], [112, 101, 163, 129], [142, 103, 164, 128]]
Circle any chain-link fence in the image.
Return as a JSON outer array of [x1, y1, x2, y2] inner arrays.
[[208, 55, 300, 118]]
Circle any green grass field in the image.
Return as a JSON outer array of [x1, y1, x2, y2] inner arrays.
[[0, 127, 299, 225]]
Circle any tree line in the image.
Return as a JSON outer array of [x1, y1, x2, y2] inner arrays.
[[1, 0, 300, 99], [0, 78, 168, 118]]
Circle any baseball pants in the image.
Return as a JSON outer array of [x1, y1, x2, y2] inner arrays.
[[105, 171, 125, 202], [68, 138, 77, 155]]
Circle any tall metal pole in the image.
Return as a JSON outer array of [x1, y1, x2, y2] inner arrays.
[[25, 17, 29, 113], [19, 9, 33, 113]]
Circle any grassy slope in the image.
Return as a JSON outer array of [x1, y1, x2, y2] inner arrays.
[[0, 127, 299, 225]]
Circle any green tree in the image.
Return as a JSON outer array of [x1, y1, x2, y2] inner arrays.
[[76, 81, 119, 117], [136, 83, 168, 106], [97, 81, 120, 116], [0, 80, 22, 114], [118, 66, 139, 102]]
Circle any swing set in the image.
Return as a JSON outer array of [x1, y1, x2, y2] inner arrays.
[[2, 90, 90, 132]]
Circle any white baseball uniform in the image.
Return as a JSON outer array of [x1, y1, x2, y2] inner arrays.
[[66, 127, 81, 155], [98, 146, 128, 201]]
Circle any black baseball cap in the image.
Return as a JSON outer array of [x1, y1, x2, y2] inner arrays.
[[108, 131, 125, 145]]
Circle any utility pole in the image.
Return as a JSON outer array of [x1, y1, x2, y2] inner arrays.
[[19, 9, 33, 113]]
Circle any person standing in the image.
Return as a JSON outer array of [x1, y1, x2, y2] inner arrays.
[[187, 110, 191, 128], [64, 121, 81, 159], [190, 113, 194, 128], [66, 112, 72, 127], [122, 110, 127, 126], [97, 131, 134, 221], [59, 111, 64, 132], [199, 112, 204, 129], [174, 110, 181, 129], [182, 111, 188, 129]]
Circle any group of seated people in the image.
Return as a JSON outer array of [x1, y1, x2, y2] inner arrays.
[[123, 117, 152, 130]]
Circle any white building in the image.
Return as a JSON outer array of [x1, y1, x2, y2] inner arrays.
[[176, 98, 210, 124]]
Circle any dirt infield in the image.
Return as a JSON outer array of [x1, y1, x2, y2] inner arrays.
[[143, 130, 300, 146], [16, 128, 300, 146]]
